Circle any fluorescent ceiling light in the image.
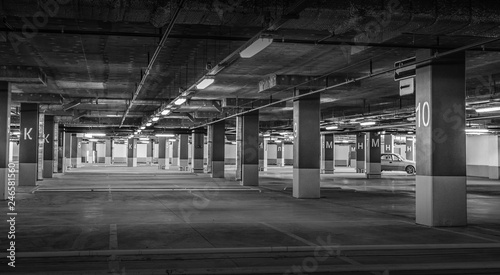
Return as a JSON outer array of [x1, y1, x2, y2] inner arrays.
[[196, 78, 215, 90], [325, 125, 339, 130], [476, 106, 500, 113], [139, 137, 149, 141], [85, 133, 105, 138], [360, 121, 376, 126], [152, 117, 160, 122], [146, 122, 152, 127], [465, 129, 489, 133], [168, 138, 177, 142], [155, 134, 175, 137], [240, 37, 273, 58], [174, 97, 187, 106], [342, 140, 349, 143], [137, 129, 142, 133], [140, 126, 145, 130], [88, 138, 99, 142], [161, 109, 171, 116]]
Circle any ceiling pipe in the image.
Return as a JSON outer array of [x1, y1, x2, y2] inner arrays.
[[119, 0, 186, 128], [192, 36, 500, 130]]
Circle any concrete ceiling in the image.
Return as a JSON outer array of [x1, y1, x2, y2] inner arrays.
[[3, 0, 500, 136]]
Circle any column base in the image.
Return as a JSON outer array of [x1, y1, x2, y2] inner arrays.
[[416, 175, 467, 227], [241, 164, 258, 186], [488, 166, 500, 179], [356, 161, 365, 173], [293, 168, 320, 199], [19, 163, 37, 186], [366, 163, 381, 178], [191, 159, 204, 173], [366, 174, 381, 179], [1, 168, 8, 200], [179, 159, 188, 171], [171, 158, 178, 166], [127, 158, 137, 167], [321, 169, 334, 174], [43, 160, 54, 178], [258, 160, 264, 171], [158, 159, 166, 169], [104, 157, 111, 165], [212, 161, 224, 178]]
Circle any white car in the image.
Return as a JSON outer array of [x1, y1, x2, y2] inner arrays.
[[381, 153, 416, 174]]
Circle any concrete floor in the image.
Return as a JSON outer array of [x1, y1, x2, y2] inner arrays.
[[2, 164, 500, 274]]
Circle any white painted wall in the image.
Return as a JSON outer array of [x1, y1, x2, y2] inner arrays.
[[267, 144, 277, 159], [113, 144, 127, 158], [283, 144, 293, 159], [467, 135, 491, 166], [137, 144, 147, 157], [96, 143, 105, 158]]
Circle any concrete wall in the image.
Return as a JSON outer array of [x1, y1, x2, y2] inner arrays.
[[267, 143, 278, 165], [96, 143, 105, 163], [467, 135, 499, 179], [225, 143, 236, 165], [113, 143, 127, 163], [9, 141, 19, 162], [137, 143, 147, 163], [335, 144, 350, 166]]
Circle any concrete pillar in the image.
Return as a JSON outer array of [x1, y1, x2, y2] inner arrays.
[[405, 136, 414, 161], [64, 132, 71, 171], [293, 91, 320, 199], [146, 140, 153, 165], [57, 129, 64, 173], [171, 139, 179, 166], [37, 112, 44, 181], [43, 116, 55, 178], [53, 122, 59, 173], [356, 133, 366, 173], [157, 137, 167, 169], [71, 134, 82, 168], [0, 81, 11, 199], [127, 138, 137, 167], [178, 134, 188, 170], [383, 134, 394, 153], [191, 130, 204, 173], [415, 50, 466, 227], [105, 139, 112, 164], [206, 125, 213, 173], [366, 132, 381, 179], [321, 134, 334, 174], [277, 142, 283, 166], [240, 111, 259, 186], [211, 121, 225, 178], [19, 103, 39, 186], [235, 116, 243, 180], [259, 136, 265, 171], [488, 136, 500, 179]]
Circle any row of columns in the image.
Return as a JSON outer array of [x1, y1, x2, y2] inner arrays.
[[0, 50, 473, 227]]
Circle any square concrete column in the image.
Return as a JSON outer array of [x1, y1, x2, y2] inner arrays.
[[19, 103, 39, 186], [53, 122, 59, 173], [57, 130, 64, 173], [258, 136, 265, 171], [240, 111, 259, 186], [37, 112, 44, 181], [383, 134, 394, 153], [0, 82, 11, 199], [146, 140, 153, 165], [157, 137, 167, 169], [43, 116, 55, 178], [178, 134, 188, 170], [293, 91, 320, 199], [127, 138, 137, 167], [415, 49, 466, 227], [356, 134, 366, 173], [71, 134, 82, 168], [105, 139, 112, 164], [366, 132, 381, 179], [211, 121, 225, 178], [206, 125, 213, 173], [171, 139, 179, 166], [321, 134, 334, 174], [405, 136, 414, 161], [276, 142, 283, 166], [235, 116, 243, 180], [63, 132, 71, 172], [488, 136, 500, 179], [191, 130, 204, 173]]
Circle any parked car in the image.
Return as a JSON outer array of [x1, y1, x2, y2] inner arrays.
[[381, 153, 416, 174]]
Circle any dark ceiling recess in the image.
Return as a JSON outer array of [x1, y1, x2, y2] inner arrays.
[[2, 0, 500, 136]]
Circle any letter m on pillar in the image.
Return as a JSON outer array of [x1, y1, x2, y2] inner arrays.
[[371, 138, 380, 147], [326, 141, 333, 149]]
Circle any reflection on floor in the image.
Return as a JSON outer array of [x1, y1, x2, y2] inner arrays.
[[3, 164, 500, 274]]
